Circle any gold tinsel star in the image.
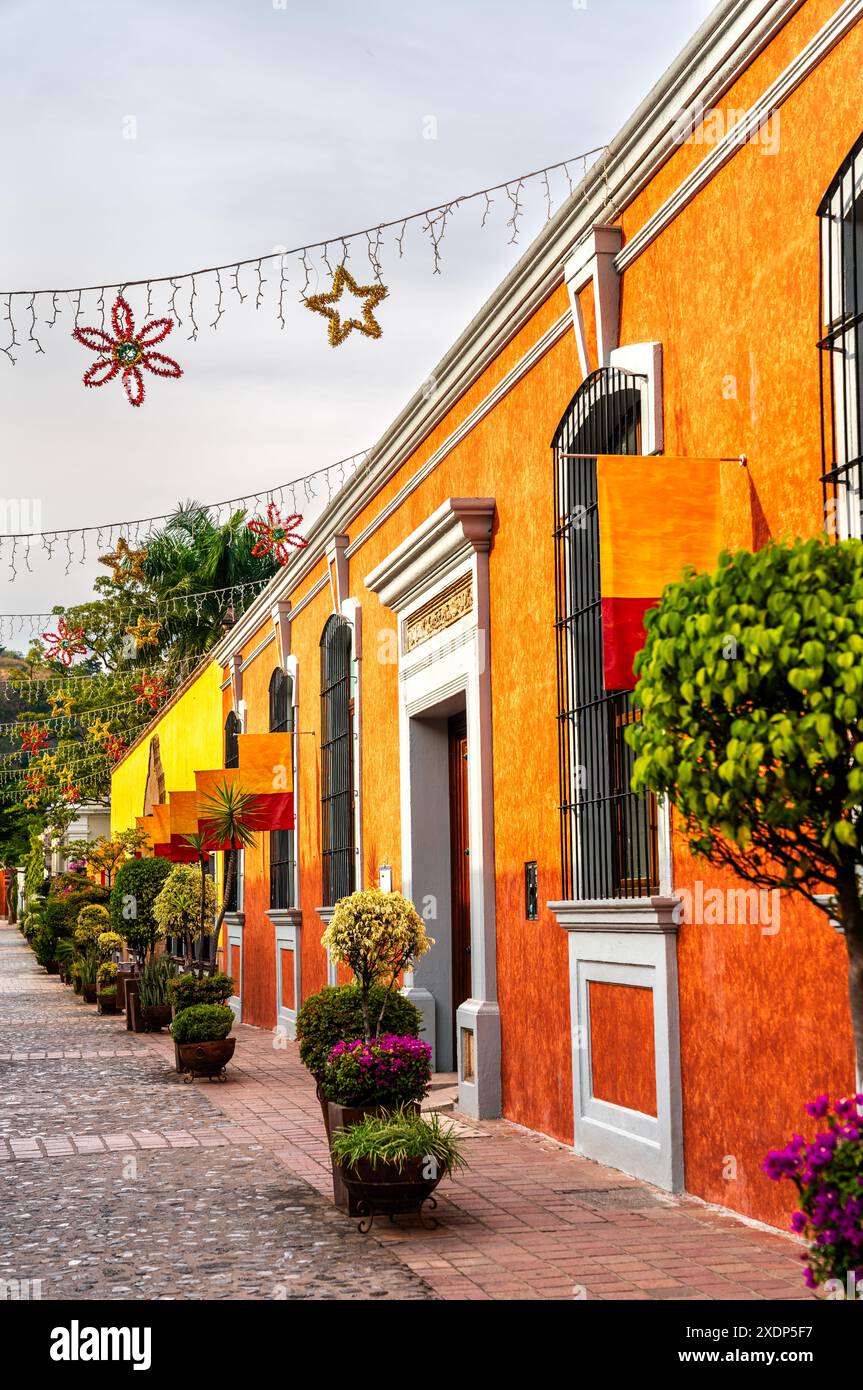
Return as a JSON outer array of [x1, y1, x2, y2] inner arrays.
[[99, 536, 148, 584], [48, 691, 74, 717], [126, 616, 162, 650], [87, 718, 112, 744], [304, 266, 388, 347]]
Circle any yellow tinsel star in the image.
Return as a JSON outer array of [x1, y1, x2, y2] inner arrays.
[[126, 616, 162, 650], [99, 536, 148, 584], [24, 792, 41, 809], [304, 265, 388, 347], [48, 691, 74, 717], [57, 765, 73, 784], [39, 753, 57, 775], [87, 719, 112, 744]]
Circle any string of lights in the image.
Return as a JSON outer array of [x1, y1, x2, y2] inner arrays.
[[0, 575, 275, 642], [0, 450, 370, 577], [0, 147, 606, 365], [1, 655, 200, 700]]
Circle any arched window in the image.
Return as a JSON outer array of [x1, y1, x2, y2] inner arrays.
[[553, 366, 658, 900], [819, 133, 863, 538], [268, 667, 293, 733], [224, 710, 240, 769], [320, 614, 355, 906], [269, 668, 295, 909]]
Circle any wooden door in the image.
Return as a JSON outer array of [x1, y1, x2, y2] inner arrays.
[[448, 713, 471, 1063]]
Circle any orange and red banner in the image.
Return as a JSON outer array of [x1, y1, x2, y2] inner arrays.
[[597, 456, 745, 690]]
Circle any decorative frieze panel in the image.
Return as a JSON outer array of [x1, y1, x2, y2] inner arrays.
[[404, 573, 472, 653]]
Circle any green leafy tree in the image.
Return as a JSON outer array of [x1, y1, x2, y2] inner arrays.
[[142, 502, 277, 673], [110, 856, 172, 962], [628, 538, 863, 1077], [153, 863, 217, 975]]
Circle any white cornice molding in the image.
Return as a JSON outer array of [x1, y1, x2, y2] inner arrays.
[[617, 0, 863, 272], [209, 0, 807, 661], [365, 498, 495, 612], [549, 896, 682, 934]]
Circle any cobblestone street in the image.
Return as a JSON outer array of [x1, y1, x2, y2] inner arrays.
[[1, 923, 817, 1302], [0, 926, 430, 1300]]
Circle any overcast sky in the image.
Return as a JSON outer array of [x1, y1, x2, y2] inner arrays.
[[0, 0, 716, 630]]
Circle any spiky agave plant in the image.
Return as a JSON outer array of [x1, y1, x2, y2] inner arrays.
[[197, 780, 267, 975]]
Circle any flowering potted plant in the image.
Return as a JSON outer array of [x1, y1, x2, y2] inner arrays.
[[315, 889, 435, 1213], [763, 1093, 863, 1295]]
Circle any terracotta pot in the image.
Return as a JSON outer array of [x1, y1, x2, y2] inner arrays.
[[97, 992, 117, 1015], [176, 1036, 236, 1081], [81, 983, 97, 1003], [45, 961, 59, 975]]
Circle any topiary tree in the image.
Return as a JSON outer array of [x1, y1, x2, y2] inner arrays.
[[74, 903, 110, 945], [321, 888, 434, 1043], [110, 855, 172, 963], [628, 538, 863, 1077], [153, 863, 217, 975]]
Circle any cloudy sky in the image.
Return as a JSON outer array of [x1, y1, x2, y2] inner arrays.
[[0, 0, 716, 629]]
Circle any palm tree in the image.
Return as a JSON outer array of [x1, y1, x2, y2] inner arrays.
[[196, 781, 268, 976], [143, 503, 278, 672]]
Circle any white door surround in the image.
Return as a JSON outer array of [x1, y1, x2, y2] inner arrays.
[[365, 497, 501, 1119]]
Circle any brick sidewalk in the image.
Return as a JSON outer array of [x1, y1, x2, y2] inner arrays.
[[128, 996, 813, 1302], [1, 923, 814, 1301]]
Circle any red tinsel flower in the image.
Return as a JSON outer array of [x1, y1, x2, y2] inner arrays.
[[20, 724, 49, 754], [72, 295, 183, 408], [61, 783, 81, 804], [247, 503, 308, 566], [42, 619, 88, 667], [134, 674, 168, 710], [105, 734, 128, 762]]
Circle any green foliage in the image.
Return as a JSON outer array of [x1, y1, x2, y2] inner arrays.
[[330, 1107, 467, 1177], [24, 831, 45, 903], [296, 984, 422, 1081], [152, 863, 217, 938], [96, 930, 124, 957], [171, 1003, 235, 1044], [167, 973, 235, 1008], [137, 955, 177, 1006], [42, 886, 110, 937], [142, 502, 277, 676], [110, 856, 172, 960], [32, 923, 59, 968], [74, 948, 99, 988], [75, 903, 110, 945], [97, 961, 118, 988], [49, 870, 90, 896], [628, 539, 863, 892]]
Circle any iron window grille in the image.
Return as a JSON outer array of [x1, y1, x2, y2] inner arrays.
[[553, 365, 659, 901], [819, 133, 863, 539], [320, 614, 355, 907], [224, 710, 240, 768], [269, 667, 295, 909]]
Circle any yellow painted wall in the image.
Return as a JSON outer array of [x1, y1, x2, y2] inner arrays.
[[110, 661, 225, 834]]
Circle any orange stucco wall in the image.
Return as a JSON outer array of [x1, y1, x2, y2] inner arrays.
[[185, 0, 861, 1231]]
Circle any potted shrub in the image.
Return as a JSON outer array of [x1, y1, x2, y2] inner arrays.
[[72, 905, 109, 1004], [134, 956, 177, 1031], [97, 961, 119, 1014], [764, 1093, 863, 1295], [330, 1107, 466, 1230], [171, 1003, 236, 1081], [166, 972, 235, 1072]]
